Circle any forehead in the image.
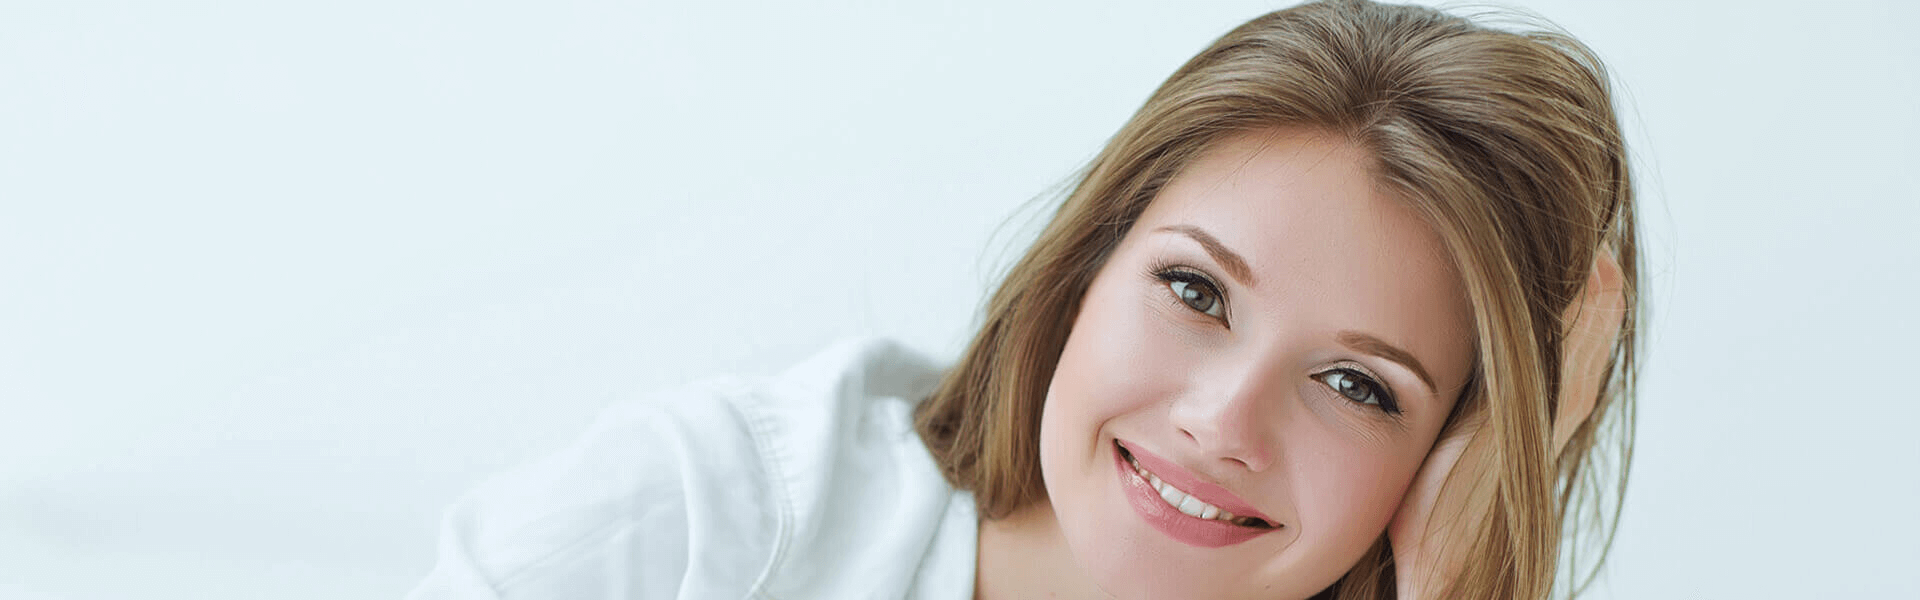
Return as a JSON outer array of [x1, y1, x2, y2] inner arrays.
[[1134, 127, 1473, 364]]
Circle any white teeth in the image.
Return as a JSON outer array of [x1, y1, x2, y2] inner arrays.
[[1125, 450, 1242, 524], [1177, 495, 1206, 518], [1159, 484, 1184, 505]]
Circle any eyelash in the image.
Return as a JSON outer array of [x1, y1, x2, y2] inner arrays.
[[1312, 366, 1402, 416], [1147, 259, 1402, 417], [1147, 259, 1230, 325]]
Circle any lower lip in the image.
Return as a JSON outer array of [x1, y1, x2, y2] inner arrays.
[[1113, 441, 1275, 548]]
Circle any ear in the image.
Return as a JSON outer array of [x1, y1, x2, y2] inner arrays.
[[1549, 243, 1626, 454]]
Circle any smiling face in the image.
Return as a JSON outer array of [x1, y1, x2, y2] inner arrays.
[[1038, 127, 1478, 598]]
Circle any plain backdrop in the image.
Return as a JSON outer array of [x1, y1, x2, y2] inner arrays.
[[3, 0, 1915, 598]]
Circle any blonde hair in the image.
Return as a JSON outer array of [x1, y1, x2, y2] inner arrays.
[[912, 1, 1641, 597]]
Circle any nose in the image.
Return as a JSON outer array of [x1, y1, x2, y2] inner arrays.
[[1167, 357, 1284, 473]]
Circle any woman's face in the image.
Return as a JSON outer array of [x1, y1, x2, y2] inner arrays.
[[1039, 127, 1477, 599]]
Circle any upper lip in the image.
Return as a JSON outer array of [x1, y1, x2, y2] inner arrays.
[[1117, 439, 1275, 524]]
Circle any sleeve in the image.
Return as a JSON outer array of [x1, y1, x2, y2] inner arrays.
[[405, 382, 749, 600]]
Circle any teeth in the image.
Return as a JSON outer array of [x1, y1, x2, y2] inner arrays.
[[1176, 496, 1207, 518], [1125, 450, 1247, 525], [1159, 484, 1185, 505]]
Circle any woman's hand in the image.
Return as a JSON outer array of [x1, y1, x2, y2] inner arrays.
[[1387, 246, 1626, 597]]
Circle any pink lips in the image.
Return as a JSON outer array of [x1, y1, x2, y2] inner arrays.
[[1114, 439, 1278, 548]]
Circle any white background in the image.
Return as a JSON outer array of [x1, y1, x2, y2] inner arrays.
[[3, 0, 1915, 598]]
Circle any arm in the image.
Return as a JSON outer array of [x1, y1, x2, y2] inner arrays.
[[1388, 246, 1627, 598], [405, 399, 696, 600], [405, 380, 771, 600]]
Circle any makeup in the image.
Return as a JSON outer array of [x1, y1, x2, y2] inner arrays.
[[1113, 439, 1278, 548]]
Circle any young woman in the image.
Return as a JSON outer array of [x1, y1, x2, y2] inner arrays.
[[408, 1, 1640, 598]]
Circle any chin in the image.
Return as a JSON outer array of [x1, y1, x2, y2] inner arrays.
[[1052, 499, 1340, 600]]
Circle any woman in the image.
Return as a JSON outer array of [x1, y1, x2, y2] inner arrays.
[[409, 1, 1639, 598]]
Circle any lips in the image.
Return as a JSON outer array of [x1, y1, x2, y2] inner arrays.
[[1113, 438, 1279, 548]]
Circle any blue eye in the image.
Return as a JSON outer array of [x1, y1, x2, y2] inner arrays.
[[1314, 368, 1401, 415], [1157, 270, 1225, 319]]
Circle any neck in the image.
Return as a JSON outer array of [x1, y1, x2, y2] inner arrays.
[[974, 497, 1115, 600]]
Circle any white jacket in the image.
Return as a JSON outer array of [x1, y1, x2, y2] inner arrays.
[[406, 338, 978, 599]]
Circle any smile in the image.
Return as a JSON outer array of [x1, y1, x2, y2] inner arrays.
[[1113, 439, 1279, 548], [1124, 447, 1262, 526]]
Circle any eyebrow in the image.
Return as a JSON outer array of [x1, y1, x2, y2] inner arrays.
[[1337, 331, 1437, 395], [1153, 225, 1257, 289]]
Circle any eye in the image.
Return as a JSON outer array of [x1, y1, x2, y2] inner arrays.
[[1157, 270, 1225, 320], [1313, 368, 1401, 415]]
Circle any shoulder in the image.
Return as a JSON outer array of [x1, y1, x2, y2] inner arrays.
[[737, 338, 966, 596], [733, 336, 949, 511], [407, 336, 960, 600]]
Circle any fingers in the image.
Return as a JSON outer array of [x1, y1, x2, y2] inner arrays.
[[1388, 418, 1498, 597]]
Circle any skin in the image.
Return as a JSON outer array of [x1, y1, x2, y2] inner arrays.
[[976, 127, 1479, 600], [1389, 240, 1625, 597]]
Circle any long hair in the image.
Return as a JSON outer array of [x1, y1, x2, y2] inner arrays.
[[913, 1, 1641, 597]]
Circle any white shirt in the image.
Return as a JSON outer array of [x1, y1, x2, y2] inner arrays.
[[406, 337, 979, 599]]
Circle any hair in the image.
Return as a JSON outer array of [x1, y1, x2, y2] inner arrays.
[[912, 1, 1641, 598]]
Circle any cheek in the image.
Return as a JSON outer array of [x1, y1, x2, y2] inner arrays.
[[1040, 276, 1192, 482], [1050, 278, 1192, 420], [1289, 435, 1423, 555]]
